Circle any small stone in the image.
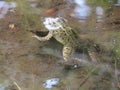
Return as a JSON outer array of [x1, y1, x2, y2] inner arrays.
[[9, 24, 15, 30]]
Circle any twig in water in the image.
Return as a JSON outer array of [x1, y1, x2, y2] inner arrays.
[[13, 81, 22, 90]]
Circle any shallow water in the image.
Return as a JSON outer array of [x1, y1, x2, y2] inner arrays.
[[0, 0, 120, 90], [70, 0, 91, 22], [70, 0, 106, 23]]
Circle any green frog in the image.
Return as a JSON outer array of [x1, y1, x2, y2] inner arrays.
[[32, 17, 97, 62]]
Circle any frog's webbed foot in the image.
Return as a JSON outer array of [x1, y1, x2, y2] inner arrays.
[[62, 45, 74, 62], [32, 31, 53, 41]]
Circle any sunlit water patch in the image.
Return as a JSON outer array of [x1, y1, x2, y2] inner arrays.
[[43, 78, 60, 88], [0, 1, 16, 19], [70, 0, 91, 22], [70, 0, 104, 22], [0, 1, 5, 8]]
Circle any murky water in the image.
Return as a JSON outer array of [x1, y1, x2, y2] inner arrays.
[[0, 0, 120, 90]]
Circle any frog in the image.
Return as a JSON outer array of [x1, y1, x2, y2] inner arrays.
[[32, 17, 97, 62]]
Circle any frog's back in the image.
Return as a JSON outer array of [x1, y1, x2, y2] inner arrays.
[[53, 26, 79, 47]]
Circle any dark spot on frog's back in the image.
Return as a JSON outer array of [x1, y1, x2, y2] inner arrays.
[[31, 30, 49, 37]]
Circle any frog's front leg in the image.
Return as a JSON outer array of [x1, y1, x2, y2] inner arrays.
[[63, 45, 74, 61], [32, 31, 53, 41]]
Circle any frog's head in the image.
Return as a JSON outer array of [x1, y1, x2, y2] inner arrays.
[[42, 17, 67, 31]]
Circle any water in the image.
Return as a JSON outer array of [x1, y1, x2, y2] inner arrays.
[[0, 1, 16, 19], [0, 1, 5, 8], [70, 0, 104, 22], [43, 78, 60, 88], [0, 85, 4, 90], [118, 0, 120, 4], [0, 0, 119, 90], [71, 0, 91, 22]]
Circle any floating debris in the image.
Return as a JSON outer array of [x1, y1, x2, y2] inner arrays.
[[42, 8, 57, 15], [43, 78, 60, 88]]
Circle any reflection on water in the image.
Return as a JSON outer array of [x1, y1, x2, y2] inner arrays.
[[71, 0, 91, 22], [70, 0, 104, 22], [43, 78, 60, 88], [115, 0, 120, 6], [0, 1, 16, 19], [118, 0, 120, 4], [0, 1, 5, 8], [0, 85, 4, 90]]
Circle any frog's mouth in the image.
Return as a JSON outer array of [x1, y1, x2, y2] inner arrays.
[[30, 30, 49, 37]]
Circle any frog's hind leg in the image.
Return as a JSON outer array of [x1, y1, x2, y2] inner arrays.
[[63, 45, 74, 61]]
